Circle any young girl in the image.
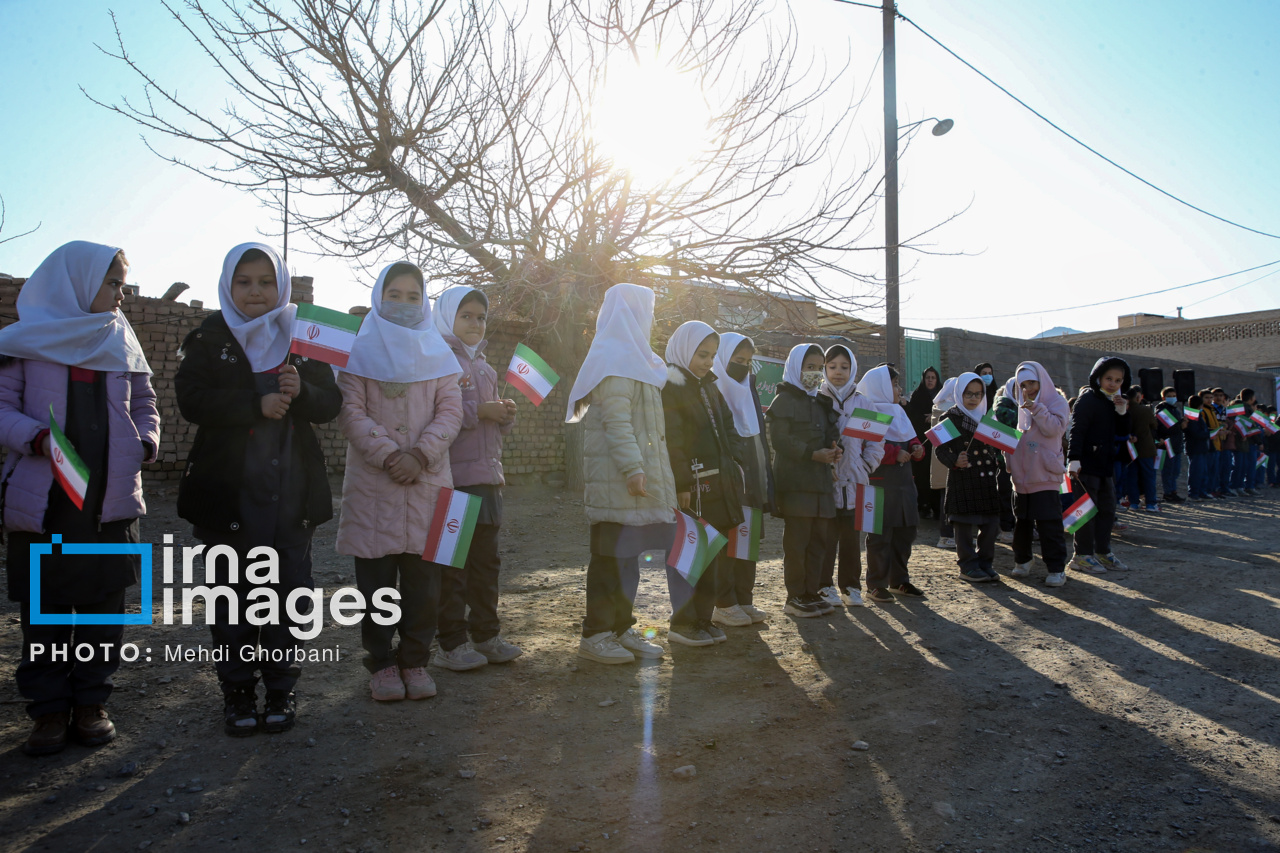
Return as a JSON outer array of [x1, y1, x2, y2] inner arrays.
[[430, 285, 522, 669], [566, 283, 674, 665], [0, 241, 158, 756], [336, 263, 463, 702], [661, 321, 746, 645], [818, 344, 884, 607], [935, 372, 1003, 583], [1065, 356, 1133, 574], [929, 376, 958, 548], [710, 333, 774, 626], [1006, 362, 1070, 587], [767, 344, 840, 618], [176, 243, 342, 735], [856, 365, 925, 603]]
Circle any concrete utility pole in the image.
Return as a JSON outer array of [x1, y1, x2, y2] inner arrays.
[[882, 0, 900, 368]]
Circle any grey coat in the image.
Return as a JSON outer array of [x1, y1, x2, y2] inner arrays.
[[581, 376, 677, 526]]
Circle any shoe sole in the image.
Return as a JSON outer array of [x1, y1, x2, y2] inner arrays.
[[620, 645, 665, 660], [867, 596, 894, 604], [72, 730, 117, 747], [1044, 580, 1065, 588], [23, 740, 69, 756], [960, 574, 991, 583], [224, 722, 257, 737], [371, 692, 406, 702], [262, 719, 294, 734], [1010, 571, 1031, 578], [405, 688, 437, 700], [783, 606, 822, 618], [478, 651, 523, 664], [711, 616, 752, 627], [667, 633, 716, 647], [887, 589, 924, 597], [430, 657, 489, 672], [577, 648, 635, 665]]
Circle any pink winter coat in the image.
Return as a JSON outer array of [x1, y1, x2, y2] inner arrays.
[[334, 372, 464, 559], [0, 358, 159, 533], [1004, 360, 1069, 495], [443, 335, 513, 488]]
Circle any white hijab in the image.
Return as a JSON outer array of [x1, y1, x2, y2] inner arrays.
[[432, 285, 481, 360], [0, 241, 151, 374], [818, 343, 859, 413], [343, 263, 460, 384], [218, 243, 297, 372], [952, 371, 988, 423], [782, 344, 821, 396], [565, 283, 668, 423], [854, 365, 916, 441], [1013, 360, 1070, 432], [711, 332, 761, 437], [933, 376, 957, 409], [664, 320, 717, 371]]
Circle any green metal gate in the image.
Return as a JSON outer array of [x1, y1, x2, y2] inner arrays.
[[903, 330, 940, 389]]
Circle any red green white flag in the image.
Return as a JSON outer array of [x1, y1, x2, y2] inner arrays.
[[1059, 472, 1073, 495], [667, 511, 728, 586], [422, 488, 482, 569], [842, 408, 895, 442], [1161, 438, 1174, 456], [1121, 439, 1138, 462], [289, 303, 363, 367], [851, 484, 884, 535], [1155, 448, 1167, 471], [973, 411, 1022, 453], [505, 343, 560, 406], [725, 506, 762, 562], [1156, 408, 1178, 429], [48, 407, 90, 511], [924, 418, 962, 447], [1226, 402, 1247, 418], [1184, 407, 1201, 421], [1258, 453, 1270, 470], [1063, 493, 1098, 533]]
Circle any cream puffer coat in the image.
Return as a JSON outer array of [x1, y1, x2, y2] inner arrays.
[[335, 372, 465, 559], [581, 376, 677, 526]]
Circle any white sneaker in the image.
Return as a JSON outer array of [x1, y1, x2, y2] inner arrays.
[[997, 531, 1015, 544], [473, 635, 523, 663], [818, 586, 843, 608], [616, 627, 664, 659], [1045, 572, 1066, 588], [712, 605, 752, 627], [1011, 561, 1032, 578], [430, 642, 488, 671], [739, 603, 768, 623], [840, 587, 865, 607], [936, 537, 956, 548], [578, 631, 635, 664]]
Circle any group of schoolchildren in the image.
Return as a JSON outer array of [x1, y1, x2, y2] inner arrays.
[[4, 252, 1275, 755], [3, 241, 521, 755]]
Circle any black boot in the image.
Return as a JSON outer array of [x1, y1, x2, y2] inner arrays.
[[262, 689, 296, 734], [222, 680, 259, 737]]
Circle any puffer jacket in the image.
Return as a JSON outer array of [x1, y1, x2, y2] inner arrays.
[[443, 335, 512, 488], [766, 382, 840, 497], [582, 376, 677, 526], [1004, 392, 1068, 495], [828, 391, 887, 510], [1067, 357, 1133, 477], [335, 372, 464, 559], [0, 358, 159, 534]]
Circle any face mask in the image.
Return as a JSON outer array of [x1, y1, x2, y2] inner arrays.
[[1164, 396, 1176, 404], [726, 361, 751, 382], [801, 370, 824, 391], [380, 301, 423, 328], [980, 374, 993, 386]]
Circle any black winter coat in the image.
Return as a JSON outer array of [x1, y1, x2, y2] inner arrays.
[[934, 406, 1003, 517], [1067, 389, 1133, 477], [176, 313, 342, 537], [766, 382, 840, 496], [662, 365, 746, 532], [1154, 400, 1185, 454], [1184, 409, 1211, 455]]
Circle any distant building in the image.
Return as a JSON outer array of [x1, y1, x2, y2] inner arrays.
[[1058, 308, 1280, 374]]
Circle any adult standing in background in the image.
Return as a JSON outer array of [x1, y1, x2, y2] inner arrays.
[[904, 366, 940, 519]]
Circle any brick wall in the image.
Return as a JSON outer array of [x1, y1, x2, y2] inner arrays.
[[1057, 309, 1280, 373]]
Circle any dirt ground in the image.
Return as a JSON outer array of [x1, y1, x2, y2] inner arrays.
[[2, 480, 1279, 853]]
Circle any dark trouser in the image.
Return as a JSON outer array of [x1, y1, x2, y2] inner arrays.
[[782, 515, 833, 599], [997, 471, 1015, 531], [953, 520, 999, 573], [1232, 447, 1258, 490], [17, 591, 126, 718], [865, 526, 916, 590], [1188, 452, 1209, 498], [437, 524, 502, 651], [1124, 457, 1159, 508], [820, 512, 863, 591], [1013, 519, 1068, 573], [667, 553, 719, 626], [206, 541, 313, 693], [582, 554, 640, 638], [356, 553, 441, 672], [717, 558, 757, 607], [1162, 452, 1183, 496], [938, 489, 953, 538], [1217, 449, 1233, 492], [1072, 474, 1116, 557]]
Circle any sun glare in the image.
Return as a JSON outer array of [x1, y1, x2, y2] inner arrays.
[[590, 60, 712, 181]]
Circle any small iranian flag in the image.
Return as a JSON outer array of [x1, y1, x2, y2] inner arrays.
[[1156, 408, 1177, 429], [1161, 438, 1174, 456], [505, 343, 560, 406], [1184, 407, 1201, 421], [48, 407, 90, 510], [1257, 453, 1270, 470], [1226, 402, 1247, 418], [1155, 447, 1167, 471], [925, 418, 962, 447], [842, 408, 894, 442], [1059, 472, 1074, 495], [1062, 492, 1098, 533], [1235, 420, 1250, 437], [667, 511, 728, 586], [422, 488, 482, 569], [1261, 418, 1278, 436], [1121, 438, 1138, 462], [973, 411, 1021, 453], [1250, 411, 1270, 429], [289, 303, 363, 367], [851, 484, 885, 535], [725, 506, 763, 562]]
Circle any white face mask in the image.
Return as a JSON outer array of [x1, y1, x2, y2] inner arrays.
[[380, 300, 423, 328], [801, 370, 824, 391]]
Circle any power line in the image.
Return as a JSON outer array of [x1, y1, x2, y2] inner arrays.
[[902, 258, 1280, 322], [894, 12, 1280, 241], [1181, 268, 1280, 310]]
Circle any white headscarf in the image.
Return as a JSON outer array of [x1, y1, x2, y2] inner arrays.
[[343, 263, 460, 384], [565, 283, 668, 423], [854, 365, 916, 441], [933, 376, 957, 409], [217, 243, 297, 372], [1001, 377, 1017, 401], [1013, 360, 1070, 432], [0, 241, 151, 374], [818, 343, 859, 413], [781, 344, 822, 396], [432, 285, 482, 360], [711, 332, 761, 437], [952, 371, 988, 422], [664, 320, 717, 371]]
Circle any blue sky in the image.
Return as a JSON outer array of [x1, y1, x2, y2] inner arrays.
[[1, 0, 1277, 339]]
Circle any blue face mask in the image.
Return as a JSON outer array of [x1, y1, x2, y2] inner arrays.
[[1164, 396, 1176, 404], [980, 374, 993, 386]]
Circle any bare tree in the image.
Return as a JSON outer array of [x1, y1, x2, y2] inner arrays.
[[0, 195, 41, 248]]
